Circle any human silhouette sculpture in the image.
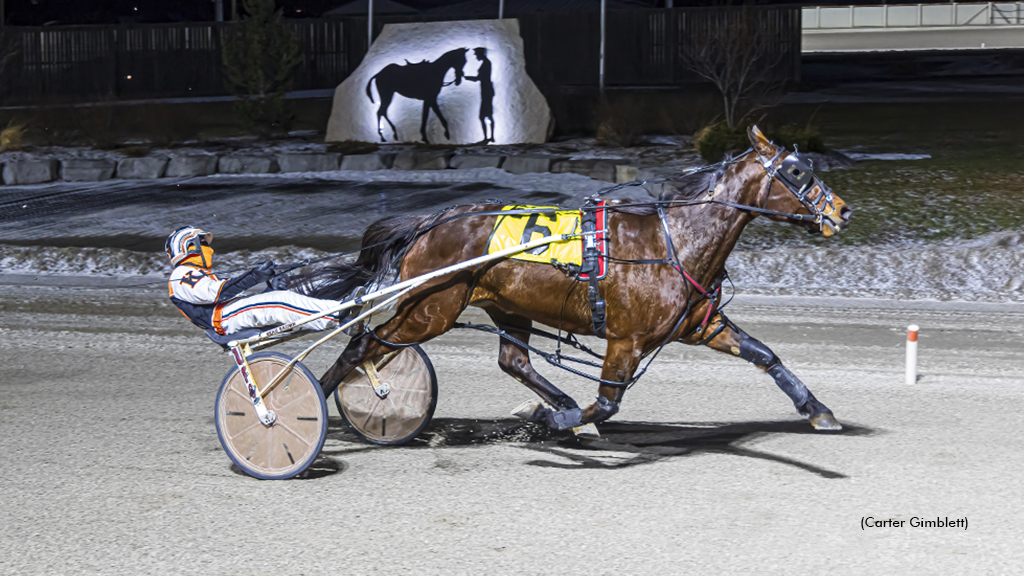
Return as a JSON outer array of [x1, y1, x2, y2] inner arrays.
[[365, 48, 468, 143], [464, 47, 495, 144]]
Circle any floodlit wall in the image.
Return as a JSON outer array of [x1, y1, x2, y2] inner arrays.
[[803, 3, 1024, 29], [802, 3, 1024, 52]]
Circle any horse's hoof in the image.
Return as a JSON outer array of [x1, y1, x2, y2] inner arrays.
[[572, 423, 600, 439], [511, 401, 543, 421], [809, 412, 843, 431]]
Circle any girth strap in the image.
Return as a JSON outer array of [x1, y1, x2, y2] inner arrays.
[[580, 204, 607, 339]]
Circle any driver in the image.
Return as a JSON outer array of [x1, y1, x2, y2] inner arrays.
[[166, 226, 341, 336]]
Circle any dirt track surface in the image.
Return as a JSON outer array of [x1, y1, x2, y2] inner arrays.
[[1, 282, 1022, 575]]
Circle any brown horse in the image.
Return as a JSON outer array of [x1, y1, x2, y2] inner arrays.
[[310, 127, 852, 433]]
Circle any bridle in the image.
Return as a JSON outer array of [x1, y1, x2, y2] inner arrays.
[[754, 147, 840, 236]]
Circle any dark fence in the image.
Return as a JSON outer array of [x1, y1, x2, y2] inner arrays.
[[518, 6, 801, 88], [0, 20, 351, 104], [0, 7, 800, 106]]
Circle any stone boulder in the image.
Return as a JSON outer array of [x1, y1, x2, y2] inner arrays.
[[503, 154, 557, 175], [615, 165, 640, 184], [340, 153, 395, 171], [327, 20, 552, 145], [166, 156, 219, 178], [805, 150, 856, 172], [551, 159, 626, 183], [3, 159, 59, 185], [117, 157, 168, 180], [60, 159, 116, 182], [218, 156, 280, 174], [393, 150, 451, 171], [450, 154, 504, 169], [277, 153, 341, 173]]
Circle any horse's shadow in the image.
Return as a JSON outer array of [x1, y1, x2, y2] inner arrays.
[[322, 417, 874, 479]]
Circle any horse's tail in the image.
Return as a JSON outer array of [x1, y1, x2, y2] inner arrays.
[[365, 74, 377, 103], [290, 214, 433, 301]]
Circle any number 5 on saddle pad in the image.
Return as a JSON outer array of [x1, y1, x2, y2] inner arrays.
[[486, 204, 607, 279]]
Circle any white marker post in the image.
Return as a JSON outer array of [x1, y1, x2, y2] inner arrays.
[[905, 325, 919, 385]]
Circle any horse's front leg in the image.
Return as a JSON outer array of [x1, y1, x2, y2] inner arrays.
[[517, 338, 635, 432], [683, 314, 842, 430], [578, 338, 638, 424], [431, 102, 451, 140]]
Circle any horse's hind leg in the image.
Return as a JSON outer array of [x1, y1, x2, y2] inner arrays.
[[484, 309, 580, 425], [683, 313, 842, 431], [377, 92, 397, 141], [319, 286, 468, 398]]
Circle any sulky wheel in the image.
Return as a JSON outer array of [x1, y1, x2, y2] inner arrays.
[[334, 344, 438, 445], [215, 351, 327, 480]]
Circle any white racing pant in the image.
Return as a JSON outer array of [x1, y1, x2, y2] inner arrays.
[[215, 291, 340, 335]]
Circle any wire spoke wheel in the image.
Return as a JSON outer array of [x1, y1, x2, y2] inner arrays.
[[334, 345, 437, 445], [215, 352, 327, 480]]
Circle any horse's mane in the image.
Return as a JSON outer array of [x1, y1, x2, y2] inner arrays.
[[608, 161, 731, 216]]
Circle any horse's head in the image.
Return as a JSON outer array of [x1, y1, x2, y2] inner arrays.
[[744, 125, 851, 238], [447, 48, 468, 86]]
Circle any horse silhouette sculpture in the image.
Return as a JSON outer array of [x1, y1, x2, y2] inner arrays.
[[366, 48, 469, 144]]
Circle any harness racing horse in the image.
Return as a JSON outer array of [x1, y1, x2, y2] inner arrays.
[[309, 127, 852, 434], [365, 48, 468, 144]]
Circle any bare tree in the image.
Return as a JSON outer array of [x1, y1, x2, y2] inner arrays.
[[679, 8, 791, 128]]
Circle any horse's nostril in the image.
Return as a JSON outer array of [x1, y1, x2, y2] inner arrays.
[[840, 206, 852, 221]]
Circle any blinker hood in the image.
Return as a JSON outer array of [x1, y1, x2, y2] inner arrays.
[[778, 154, 814, 192]]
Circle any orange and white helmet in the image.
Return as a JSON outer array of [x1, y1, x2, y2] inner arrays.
[[166, 226, 213, 266]]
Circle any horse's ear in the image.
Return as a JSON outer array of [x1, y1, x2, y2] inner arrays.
[[747, 125, 775, 157]]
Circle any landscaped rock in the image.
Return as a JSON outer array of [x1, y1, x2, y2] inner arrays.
[[218, 156, 280, 174], [3, 159, 59, 185], [166, 156, 219, 178], [615, 165, 640, 184], [393, 150, 451, 170], [60, 159, 116, 182], [340, 153, 394, 171], [551, 158, 624, 182], [117, 157, 168, 180], [277, 153, 341, 173], [326, 20, 552, 145], [805, 150, 856, 171], [503, 154, 555, 175], [450, 154, 504, 169]]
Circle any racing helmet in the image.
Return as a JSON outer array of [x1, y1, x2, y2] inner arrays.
[[166, 226, 214, 267]]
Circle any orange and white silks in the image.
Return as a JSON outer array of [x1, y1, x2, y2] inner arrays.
[[213, 292, 340, 335], [169, 261, 339, 335]]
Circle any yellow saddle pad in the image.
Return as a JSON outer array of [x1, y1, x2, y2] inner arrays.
[[486, 206, 583, 266]]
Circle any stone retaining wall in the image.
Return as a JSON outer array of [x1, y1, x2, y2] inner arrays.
[[0, 151, 641, 186]]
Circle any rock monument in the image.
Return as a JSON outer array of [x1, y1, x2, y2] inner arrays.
[[326, 19, 552, 145]]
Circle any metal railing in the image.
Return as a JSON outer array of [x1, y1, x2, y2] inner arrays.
[[803, 2, 1024, 29]]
